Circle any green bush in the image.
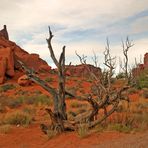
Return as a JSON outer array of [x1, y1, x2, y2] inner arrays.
[[45, 77, 54, 82], [0, 84, 16, 92], [107, 123, 132, 133], [135, 69, 148, 89], [116, 73, 125, 79]]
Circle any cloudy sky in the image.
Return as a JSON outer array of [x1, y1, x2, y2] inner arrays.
[[0, 0, 148, 70]]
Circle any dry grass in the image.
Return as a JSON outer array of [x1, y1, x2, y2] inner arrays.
[[3, 111, 32, 126], [0, 124, 12, 134]]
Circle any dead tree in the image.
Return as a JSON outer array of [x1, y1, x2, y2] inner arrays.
[[46, 27, 67, 120], [18, 28, 130, 135], [103, 38, 116, 92], [122, 37, 134, 84]]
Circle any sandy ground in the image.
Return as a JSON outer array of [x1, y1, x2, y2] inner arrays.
[[0, 123, 147, 148]]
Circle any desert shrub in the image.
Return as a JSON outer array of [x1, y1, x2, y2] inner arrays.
[[23, 107, 36, 115], [47, 128, 57, 139], [33, 90, 42, 95], [4, 111, 32, 126], [25, 95, 53, 106], [77, 123, 89, 138], [68, 111, 77, 117], [132, 113, 148, 131], [0, 84, 16, 92], [128, 87, 137, 94], [0, 124, 12, 134], [116, 72, 125, 79], [142, 88, 148, 99], [0, 103, 6, 113], [7, 97, 24, 109], [107, 123, 131, 133], [135, 69, 148, 89], [15, 90, 29, 95], [70, 102, 87, 108], [45, 77, 54, 83]]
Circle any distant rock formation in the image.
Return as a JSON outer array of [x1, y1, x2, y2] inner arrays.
[[132, 53, 148, 77], [66, 64, 101, 77], [0, 25, 9, 40], [0, 25, 51, 84]]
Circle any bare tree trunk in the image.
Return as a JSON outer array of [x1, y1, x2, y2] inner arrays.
[[46, 27, 67, 120]]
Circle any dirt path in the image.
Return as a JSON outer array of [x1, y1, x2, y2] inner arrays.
[[0, 124, 147, 148], [92, 131, 148, 148]]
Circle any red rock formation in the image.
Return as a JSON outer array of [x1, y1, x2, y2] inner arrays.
[[132, 53, 148, 77], [66, 64, 101, 77], [0, 57, 7, 84], [0, 25, 51, 84], [144, 53, 148, 68], [0, 47, 15, 77], [0, 25, 9, 40]]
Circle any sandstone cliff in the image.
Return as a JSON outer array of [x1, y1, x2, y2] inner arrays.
[[0, 25, 51, 84]]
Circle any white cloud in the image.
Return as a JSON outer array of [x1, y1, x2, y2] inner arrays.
[[0, 0, 148, 68]]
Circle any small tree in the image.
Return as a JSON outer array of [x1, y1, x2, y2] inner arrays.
[[122, 37, 134, 84]]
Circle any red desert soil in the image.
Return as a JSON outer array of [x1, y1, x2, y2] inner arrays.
[[0, 124, 147, 148]]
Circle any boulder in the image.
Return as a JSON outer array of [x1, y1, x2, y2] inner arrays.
[[39, 64, 51, 72], [17, 75, 32, 86]]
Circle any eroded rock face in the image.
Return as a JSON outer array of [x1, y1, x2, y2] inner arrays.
[[0, 25, 51, 84], [0, 25, 9, 40], [0, 47, 15, 77], [0, 57, 7, 84], [0, 47, 15, 84]]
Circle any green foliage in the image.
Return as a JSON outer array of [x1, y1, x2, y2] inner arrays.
[[45, 77, 54, 83], [25, 94, 53, 106], [23, 107, 36, 115], [128, 87, 137, 94], [135, 69, 148, 89], [0, 84, 16, 92], [0, 96, 24, 109], [116, 72, 125, 79], [7, 97, 24, 108], [107, 123, 132, 133]]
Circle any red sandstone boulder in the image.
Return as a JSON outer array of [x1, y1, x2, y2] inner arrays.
[[39, 64, 51, 72], [17, 75, 32, 86]]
